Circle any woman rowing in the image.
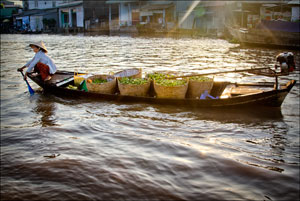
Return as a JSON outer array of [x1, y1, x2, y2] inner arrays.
[[18, 41, 57, 81]]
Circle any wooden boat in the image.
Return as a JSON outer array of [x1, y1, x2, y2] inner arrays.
[[226, 23, 300, 49], [25, 68, 296, 109]]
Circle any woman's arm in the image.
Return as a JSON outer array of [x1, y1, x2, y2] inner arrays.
[[18, 52, 41, 80], [25, 58, 33, 67], [18, 57, 35, 71], [17, 66, 27, 72], [26, 52, 41, 73]]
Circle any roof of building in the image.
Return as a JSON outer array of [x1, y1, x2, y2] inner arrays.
[[16, 8, 57, 17], [56, 1, 82, 8]]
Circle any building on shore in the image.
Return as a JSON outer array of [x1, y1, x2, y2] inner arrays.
[[106, 1, 176, 34], [106, 0, 141, 33], [13, 0, 84, 33], [175, 1, 229, 36], [57, 1, 84, 33], [6, 0, 300, 39], [83, 0, 110, 33], [16, 0, 60, 33], [14, 0, 111, 34], [137, 1, 175, 33], [105, 1, 230, 36], [1, 0, 22, 33]]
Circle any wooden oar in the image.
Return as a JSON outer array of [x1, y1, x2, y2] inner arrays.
[[19, 71, 35, 95], [167, 67, 271, 79]]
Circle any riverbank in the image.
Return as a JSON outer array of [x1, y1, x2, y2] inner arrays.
[[10, 27, 226, 39], [11, 27, 300, 50]]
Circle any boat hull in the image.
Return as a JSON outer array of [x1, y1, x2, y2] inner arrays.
[[227, 26, 300, 49], [28, 71, 296, 109]]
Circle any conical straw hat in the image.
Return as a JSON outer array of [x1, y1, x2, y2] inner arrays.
[[29, 41, 48, 53]]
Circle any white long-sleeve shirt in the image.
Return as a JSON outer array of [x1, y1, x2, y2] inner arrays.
[[25, 50, 57, 74]]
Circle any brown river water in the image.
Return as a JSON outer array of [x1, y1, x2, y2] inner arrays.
[[1, 34, 299, 200]]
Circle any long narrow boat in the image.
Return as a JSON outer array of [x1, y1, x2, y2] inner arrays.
[[226, 25, 300, 49], [26, 70, 296, 108]]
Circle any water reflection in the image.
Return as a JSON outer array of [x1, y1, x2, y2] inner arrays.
[[47, 96, 284, 125], [153, 105, 284, 124], [41, 91, 284, 126], [33, 94, 57, 127]]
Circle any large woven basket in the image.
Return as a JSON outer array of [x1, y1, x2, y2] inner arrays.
[[86, 75, 116, 94], [187, 79, 214, 98], [114, 68, 142, 78], [117, 78, 150, 97], [153, 81, 188, 99]]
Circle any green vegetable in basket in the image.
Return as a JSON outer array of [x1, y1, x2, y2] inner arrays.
[[119, 77, 148, 85], [93, 78, 108, 84], [155, 79, 187, 86], [146, 73, 174, 80], [190, 76, 212, 82]]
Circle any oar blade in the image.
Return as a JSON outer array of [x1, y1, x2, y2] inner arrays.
[[21, 72, 34, 95], [25, 80, 35, 95], [27, 84, 35, 95], [20, 71, 35, 95]]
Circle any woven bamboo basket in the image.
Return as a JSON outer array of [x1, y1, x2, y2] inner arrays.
[[86, 75, 116, 94], [187, 79, 214, 98], [153, 80, 188, 99], [117, 78, 150, 97], [114, 68, 142, 78]]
